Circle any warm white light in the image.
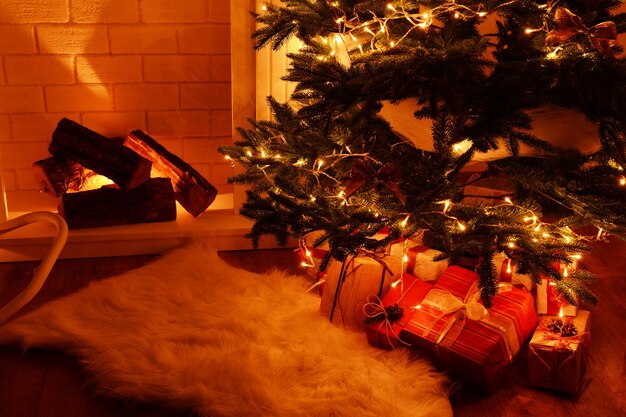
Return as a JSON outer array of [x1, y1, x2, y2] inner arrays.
[[391, 279, 401, 288], [246, 150, 252, 157], [559, 307, 564, 318], [572, 254, 582, 260], [563, 267, 569, 277], [261, 4, 268, 12], [457, 221, 466, 231], [504, 197, 513, 205], [224, 155, 232, 160], [477, 11, 487, 17], [443, 199, 451, 214], [387, 3, 396, 11], [414, 304, 422, 310], [389, 40, 395, 47], [317, 159, 324, 170], [506, 258, 512, 274], [620, 176, 626, 186], [401, 214, 410, 228], [508, 241, 515, 249], [597, 227, 603, 239]]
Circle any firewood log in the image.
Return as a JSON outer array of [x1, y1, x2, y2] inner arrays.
[[124, 130, 218, 217], [50, 118, 152, 189], [59, 178, 176, 229], [32, 157, 97, 197]]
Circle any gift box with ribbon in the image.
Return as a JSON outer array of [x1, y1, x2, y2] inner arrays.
[[363, 272, 433, 349], [536, 277, 578, 317], [365, 265, 537, 392], [492, 253, 536, 291], [528, 310, 591, 394], [319, 252, 403, 330], [389, 243, 448, 282]]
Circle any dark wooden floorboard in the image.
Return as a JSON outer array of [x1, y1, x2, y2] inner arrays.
[[0, 244, 624, 417]]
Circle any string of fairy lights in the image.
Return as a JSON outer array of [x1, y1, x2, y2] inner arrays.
[[223, 1, 624, 304], [260, 1, 595, 61]]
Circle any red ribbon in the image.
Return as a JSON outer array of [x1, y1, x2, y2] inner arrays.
[[546, 7, 618, 58]]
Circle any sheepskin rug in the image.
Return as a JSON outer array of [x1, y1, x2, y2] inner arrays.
[[0, 241, 452, 417]]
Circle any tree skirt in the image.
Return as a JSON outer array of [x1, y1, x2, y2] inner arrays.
[[0, 241, 452, 417]]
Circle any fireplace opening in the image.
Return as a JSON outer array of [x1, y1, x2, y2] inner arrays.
[[0, 1, 264, 260]]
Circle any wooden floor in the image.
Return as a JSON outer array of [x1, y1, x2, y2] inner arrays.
[[0, 242, 624, 417]]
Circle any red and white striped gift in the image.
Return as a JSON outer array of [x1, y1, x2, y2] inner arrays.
[[493, 253, 535, 291], [389, 243, 448, 282], [371, 265, 537, 392]]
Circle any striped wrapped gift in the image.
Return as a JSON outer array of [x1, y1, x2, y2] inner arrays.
[[389, 243, 448, 282], [364, 273, 433, 349], [400, 266, 537, 392], [536, 277, 578, 317], [493, 253, 536, 291]]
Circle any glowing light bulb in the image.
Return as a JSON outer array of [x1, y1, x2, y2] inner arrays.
[[387, 3, 396, 12], [454, 12, 460, 19], [224, 155, 232, 160], [508, 241, 515, 249], [246, 150, 252, 157], [310, 196, 316, 202], [524, 28, 534, 34], [597, 227, 603, 239], [261, 149, 266, 158], [572, 254, 582, 260], [506, 258, 512, 274], [391, 279, 401, 288], [413, 304, 422, 310], [403, 254, 409, 262], [504, 197, 513, 205], [457, 221, 466, 231], [563, 267, 569, 277], [477, 11, 487, 17], [389, 40, 395, 47], [316, 159, 324, 170], [620, 176, 626, 186], [558, 306, 564, 318], [261, 4, 267, 12], [443, 200, 451, 214], [336, 17, 343, 24], [401, 215, 410, 228]]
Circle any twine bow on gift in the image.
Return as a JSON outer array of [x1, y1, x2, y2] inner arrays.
[[420, 283, 518, 360], [363, 295, 410, 349], [344, 161, 406, 204], [546, 7, 618, 58]]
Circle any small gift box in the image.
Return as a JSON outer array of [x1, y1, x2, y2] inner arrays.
[[366, 266, 538, 392], [389, 243, 448, 282], [536, 277, 578, 317], [364, 272, 433, 349], [528, 310, 591, 394], [493, 253, 535, 291], [319, 253, 403, 330]]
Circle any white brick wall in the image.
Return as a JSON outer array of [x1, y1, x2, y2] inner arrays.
[[0, 0, 233, 195]]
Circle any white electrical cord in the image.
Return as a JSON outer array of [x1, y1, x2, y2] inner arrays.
[[0, 211, 68, 325]]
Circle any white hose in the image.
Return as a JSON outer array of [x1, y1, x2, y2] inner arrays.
[[0, 211, 68, 325]]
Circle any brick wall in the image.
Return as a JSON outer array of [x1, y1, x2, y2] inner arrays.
[[0, 0, 233, 195]]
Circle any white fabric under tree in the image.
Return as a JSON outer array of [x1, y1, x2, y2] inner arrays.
[[0, 241, 452, 417]]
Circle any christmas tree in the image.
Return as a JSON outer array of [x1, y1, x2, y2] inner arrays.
[[219, 0, 626, 306]]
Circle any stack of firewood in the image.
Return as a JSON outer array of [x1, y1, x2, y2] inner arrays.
[[33, 118, 217, 229]]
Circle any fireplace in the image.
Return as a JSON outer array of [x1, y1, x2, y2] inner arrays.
[[0, 0, 267, 261]]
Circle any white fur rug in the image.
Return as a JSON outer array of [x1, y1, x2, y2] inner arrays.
[[0, 242, 452, 417]]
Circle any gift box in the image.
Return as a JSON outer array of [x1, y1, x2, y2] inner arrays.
[[364, 273, 433, 349], [528, 310, 591, 394], [493, 253, 535, 291], [389, 243, 448, 282], [319, 253, 403, 330], [366, 265, 538, 392], [536, 278, 578, 317]]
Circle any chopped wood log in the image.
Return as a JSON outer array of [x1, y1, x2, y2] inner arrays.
[[124, 130, 218, 217], [32, 157, 97, 197], [59, 177, 177, 229], [50, 118, 152, 189]]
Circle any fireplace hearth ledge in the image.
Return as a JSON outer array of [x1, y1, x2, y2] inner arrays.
[[0, 193, 289, 262]]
